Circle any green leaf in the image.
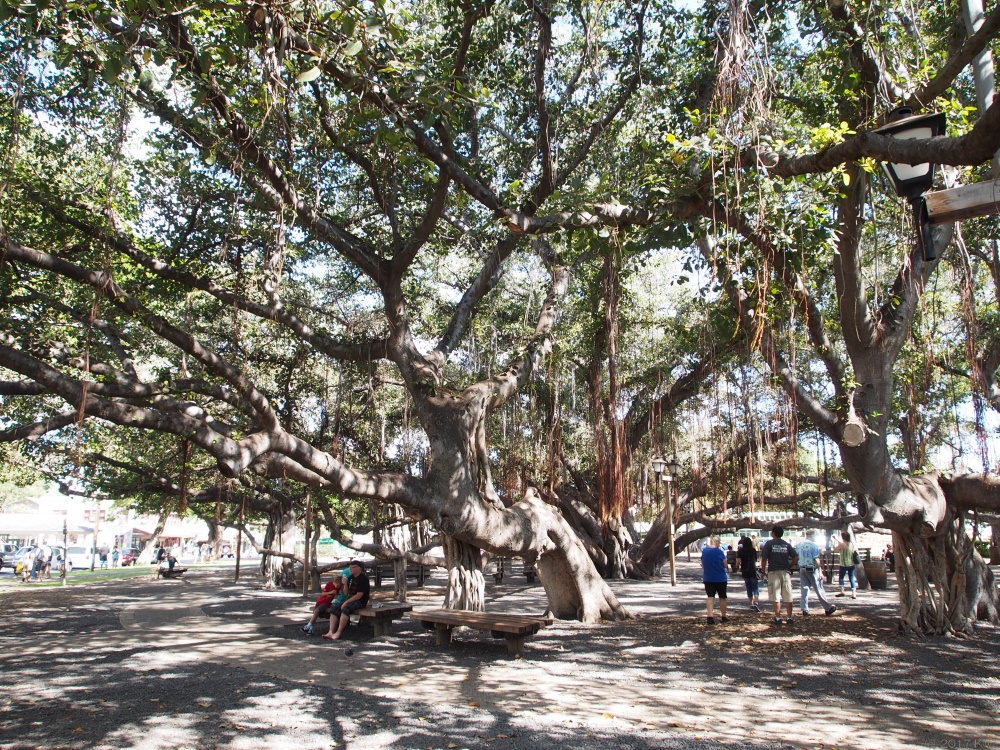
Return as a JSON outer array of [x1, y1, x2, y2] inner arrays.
[[343, 40, 363, 56], [296, 66, 322, 83]]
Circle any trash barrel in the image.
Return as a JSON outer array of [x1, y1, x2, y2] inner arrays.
[[863, 560, 887, 590]]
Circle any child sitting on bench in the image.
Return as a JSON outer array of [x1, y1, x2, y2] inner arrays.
[[301, 570, 349, 634]]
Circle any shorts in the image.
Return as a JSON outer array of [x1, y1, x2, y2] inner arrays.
[[742, 576, 759, 598], [330, 599, 365, 618], [767, 570, 793, 603], [704, 581, 728, 599]]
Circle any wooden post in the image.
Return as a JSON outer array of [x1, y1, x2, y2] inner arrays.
[[505, 634, 525, 656], [434, 623, 453, 646], [925, 179, 1000, 224], [302, 494, 311, 598]]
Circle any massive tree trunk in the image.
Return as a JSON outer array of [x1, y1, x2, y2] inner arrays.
[[419, 387, 630, 622], [260, 505, 298, 589]]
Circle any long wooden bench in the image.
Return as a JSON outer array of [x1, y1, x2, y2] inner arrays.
[[356, 602, 413, 637], [409, 609, 551, 656]]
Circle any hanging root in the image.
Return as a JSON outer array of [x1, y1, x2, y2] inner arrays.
[[894, 518, 999, 636]]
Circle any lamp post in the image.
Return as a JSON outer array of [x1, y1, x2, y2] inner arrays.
[[874, 106, 947, 261], [650, 456, 675, 585], [665, 457, 681, 587]]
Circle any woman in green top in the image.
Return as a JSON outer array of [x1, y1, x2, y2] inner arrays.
[[832, 531, 857, 598]]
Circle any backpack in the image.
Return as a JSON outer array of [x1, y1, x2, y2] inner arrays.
[[852, 550, 861, 566]]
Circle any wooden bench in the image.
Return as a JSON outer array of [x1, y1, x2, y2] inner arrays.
[[356, 602, 413, 637], [156, 565, 188, 579], [372, 562, 429, 589], [410, 609, 551, 656], [491, 557, 537, 585]]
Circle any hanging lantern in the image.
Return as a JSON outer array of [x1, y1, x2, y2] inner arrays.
[[873, 107, 946, 262], [666, 457, 681, 479], [873, 107, 946, 200], [650, 456, 667, 476]]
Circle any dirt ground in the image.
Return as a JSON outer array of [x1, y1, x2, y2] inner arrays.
[[1, 560, 998, 750]]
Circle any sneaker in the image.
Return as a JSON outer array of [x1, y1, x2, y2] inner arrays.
[[851, 591, 857, 599], [721, 616, 730, 623], [835, 592, 845, 597], [801, 611, 811, 617], [825, 606, 837, 616], [301, 624, 314, 634], [706, 616, 716, 625], [772, 617, 783, 625], [751, 603, 760, 612], [786, 617, 795, 626]]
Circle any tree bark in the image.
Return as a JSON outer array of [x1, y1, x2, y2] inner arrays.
[[260, 505, 298, 589], [442, 534, 485, 611]]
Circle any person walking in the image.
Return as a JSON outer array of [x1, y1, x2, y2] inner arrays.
[[796, 530, 837, 617], [832, 531, 858, 598], [20, 546, 37, 582], [701, 536, 729, 624], [761, 526, 798, 626], [111, 547, 120, 568], [735, 535, 761, 611]]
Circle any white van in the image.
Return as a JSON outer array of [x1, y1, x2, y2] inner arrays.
[[65, 546, 95, 571]]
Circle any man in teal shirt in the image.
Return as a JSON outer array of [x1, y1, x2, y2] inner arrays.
[[796, 530, 837, 617]]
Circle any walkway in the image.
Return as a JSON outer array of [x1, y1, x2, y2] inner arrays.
[[1, 562, 997, 750]]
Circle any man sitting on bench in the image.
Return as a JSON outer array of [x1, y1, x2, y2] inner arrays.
[[322, 560, 370, 641]]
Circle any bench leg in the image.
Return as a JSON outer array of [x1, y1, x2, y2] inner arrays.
[[434, 623, 453, 646], [505, 635, 525, 656], [372, 619, 388, 638]]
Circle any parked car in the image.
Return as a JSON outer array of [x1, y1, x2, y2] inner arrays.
[[0, 543, 18, 569], [64, 546, 95, 571], [10, 546, 34, 572], [120, 548, 140, 566], [11, 545, 67, 575]]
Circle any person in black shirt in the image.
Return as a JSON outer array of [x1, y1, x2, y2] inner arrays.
[[761, 526, 798, 626], [323, 560, 371, 640], [735, 536, 761, 611]]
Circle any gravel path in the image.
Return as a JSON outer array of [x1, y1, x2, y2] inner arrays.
[[1, 563, 997, 750]]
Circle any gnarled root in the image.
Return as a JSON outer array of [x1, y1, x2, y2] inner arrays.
[[894, 516, 999, 636]]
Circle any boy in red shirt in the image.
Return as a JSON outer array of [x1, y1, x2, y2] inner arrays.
[[302, 573, 348, 634]]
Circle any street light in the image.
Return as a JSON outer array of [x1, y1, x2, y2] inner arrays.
[[874, 106, 947, 261], [651, 455, 679, 587], [666, 457, 681, 481]]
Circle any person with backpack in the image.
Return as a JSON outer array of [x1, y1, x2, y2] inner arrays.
[[761, 526, 798, 626], [35, 542, 52, 580], [832, 531, 858, 598]]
